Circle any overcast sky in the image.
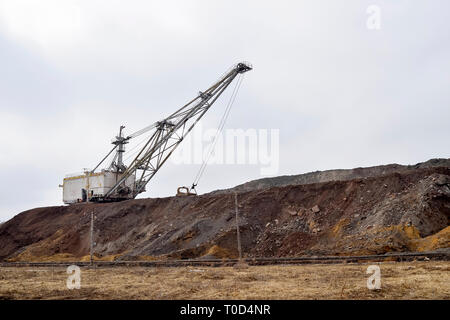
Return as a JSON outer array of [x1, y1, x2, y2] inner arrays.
[[0, 0, 449, 222]]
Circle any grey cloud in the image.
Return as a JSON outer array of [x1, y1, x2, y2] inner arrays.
[[0, 0, 449, 221]]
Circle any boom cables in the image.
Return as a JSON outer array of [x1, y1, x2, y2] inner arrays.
[[191, 73, 245, 190]]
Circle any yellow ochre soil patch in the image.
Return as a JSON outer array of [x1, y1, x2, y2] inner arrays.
[[369, 224, 450, 252], [79, 254, 125, 262], [413, 226, 450, 252], [317, 223, 449, 257], [331, 218, 351, 236], [203, 245, 234, 259]]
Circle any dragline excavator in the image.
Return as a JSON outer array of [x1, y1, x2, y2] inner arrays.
[[61, 62, 252, 204]]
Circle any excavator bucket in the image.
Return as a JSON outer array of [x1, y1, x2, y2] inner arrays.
[[176, 186, 197, 196]]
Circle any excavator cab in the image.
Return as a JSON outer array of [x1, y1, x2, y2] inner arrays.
[[176, 186, 197, 196]]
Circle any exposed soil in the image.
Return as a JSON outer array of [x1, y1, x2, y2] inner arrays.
[[0, 160, 449, 262]]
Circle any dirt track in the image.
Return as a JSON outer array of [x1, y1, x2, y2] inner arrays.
[[0, 161, 449, 262]]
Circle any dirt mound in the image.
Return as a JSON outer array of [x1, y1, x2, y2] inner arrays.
[[0, 164, 449, 262], [211, 158, 450, 194]]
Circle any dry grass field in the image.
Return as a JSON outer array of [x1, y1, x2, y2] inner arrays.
[[0, 261, 449, 299]]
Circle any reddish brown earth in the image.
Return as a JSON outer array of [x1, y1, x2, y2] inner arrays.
[[0, 160, 449, 262]]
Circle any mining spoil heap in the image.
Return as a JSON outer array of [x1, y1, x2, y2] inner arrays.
[[0, 159, 449, 262]]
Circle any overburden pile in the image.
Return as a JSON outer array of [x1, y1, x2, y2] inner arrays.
[[0, 159, 449, 262]]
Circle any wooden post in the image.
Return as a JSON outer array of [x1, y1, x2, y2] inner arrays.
[[234, 192, 242, 260]]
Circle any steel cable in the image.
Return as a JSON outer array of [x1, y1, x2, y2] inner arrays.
[[192, 73, 245, 188]]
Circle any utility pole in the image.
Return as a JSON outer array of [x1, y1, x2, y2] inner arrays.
[[234, 192, 242, 261], [90, 211, 94, 266]]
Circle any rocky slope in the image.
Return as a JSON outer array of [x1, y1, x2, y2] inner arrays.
[[0, 160, 449, 262], [211, 158, 450, 194]]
